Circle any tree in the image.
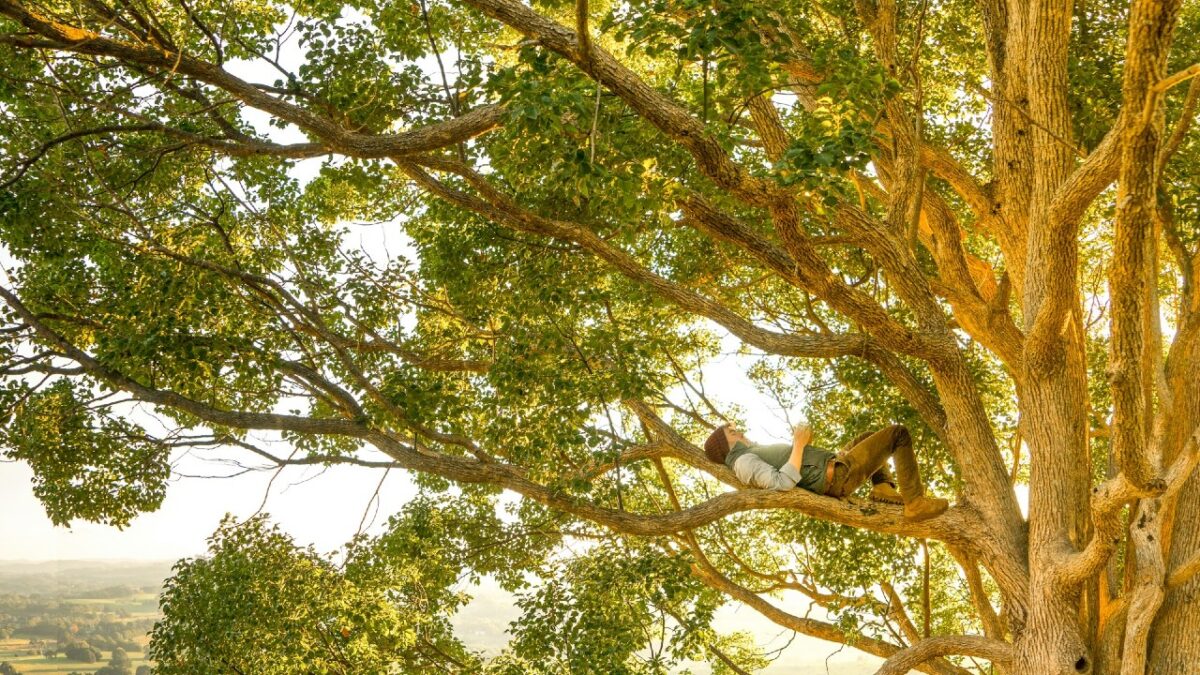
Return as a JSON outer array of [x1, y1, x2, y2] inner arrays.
[[1, 0, 1199, 672], [61, 642, 102, 664], [149, 516, 478, 674], [135, 666, 153, 675], [108, 648, 131, 668], [95, 647, 133, 675]]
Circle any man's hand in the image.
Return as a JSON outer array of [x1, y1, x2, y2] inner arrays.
[[788, 423, 813, 472], [793, 423, 813, 449]]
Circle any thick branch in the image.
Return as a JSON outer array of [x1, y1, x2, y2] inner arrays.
[[367, 428, 979, 541], [1109, 0, 1185, 489], [1049, 119, 1121, 232], [3, 276, 984, 547], [918, 191, 1025, 371], [1055, 474, 1151, 588], [685, 539, 970, 675], [1167, 549, 1200, 589], [918, 145, 994, 220], [874, 635, 1013, 675]]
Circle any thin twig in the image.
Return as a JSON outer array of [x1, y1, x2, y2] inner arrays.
[[970, 83, 1086, 158]]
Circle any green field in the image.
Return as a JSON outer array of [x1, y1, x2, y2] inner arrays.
[[0, 591, 158, 675], [60, 593, 160, 617], [0, 649, 151, 675]]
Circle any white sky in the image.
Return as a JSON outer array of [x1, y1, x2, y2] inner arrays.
[[0, 455, 416, 561]]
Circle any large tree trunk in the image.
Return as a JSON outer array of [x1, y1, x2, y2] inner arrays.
[[1010, 0, 1094, 670]]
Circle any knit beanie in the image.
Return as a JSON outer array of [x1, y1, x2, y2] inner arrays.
[[704, 424, 731, 464]]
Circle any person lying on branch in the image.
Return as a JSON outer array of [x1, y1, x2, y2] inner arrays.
[[703, 423, 949, 522]]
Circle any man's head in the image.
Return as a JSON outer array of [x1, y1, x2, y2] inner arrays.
[[703, 424, 749, 464]]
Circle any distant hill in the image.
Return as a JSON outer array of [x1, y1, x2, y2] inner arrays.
[[0, 560, 175, 596]]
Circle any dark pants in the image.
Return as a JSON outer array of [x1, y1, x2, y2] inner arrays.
[[825, 425, 915, 498]]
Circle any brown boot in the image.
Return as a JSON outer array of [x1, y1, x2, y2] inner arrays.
[[891, 434, 949, 522], [869, 482, 904, 505], [903, 496, 949, 521], [866, 462, 904, 504]]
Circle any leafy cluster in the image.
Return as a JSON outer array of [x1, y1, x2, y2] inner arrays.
[[150, 513, 477, 674], [0, 380, 170, 527]]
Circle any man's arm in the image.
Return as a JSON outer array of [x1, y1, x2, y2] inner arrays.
[[732, 424, 815, 490], [731, 452, 803, 490]]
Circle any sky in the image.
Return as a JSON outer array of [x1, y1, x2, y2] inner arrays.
[[0, 451, 416, 561]]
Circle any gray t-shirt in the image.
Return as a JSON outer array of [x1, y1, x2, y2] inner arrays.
[[724, 441, 836, 493]]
